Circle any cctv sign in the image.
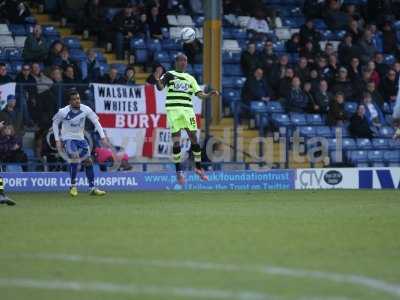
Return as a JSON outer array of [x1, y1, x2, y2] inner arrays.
[[295, 168, 358, 189]]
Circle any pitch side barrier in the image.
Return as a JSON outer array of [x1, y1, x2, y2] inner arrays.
[[2, 169, 294, 192], [295, 167, 400, 189], [3, 167, 400, 192]]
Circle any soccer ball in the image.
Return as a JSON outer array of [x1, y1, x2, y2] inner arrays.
[[181, 27, 196, 43]]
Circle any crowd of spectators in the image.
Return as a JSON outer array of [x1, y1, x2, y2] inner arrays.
[[240, 0, 400, 140]]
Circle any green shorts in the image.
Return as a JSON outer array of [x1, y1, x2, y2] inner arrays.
[[166, 108, 197, 134]]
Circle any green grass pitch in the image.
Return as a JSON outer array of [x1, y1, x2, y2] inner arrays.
[[0, 190, 399, 300]]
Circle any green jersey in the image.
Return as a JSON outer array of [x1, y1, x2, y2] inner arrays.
[[161, 70, 202, 109]]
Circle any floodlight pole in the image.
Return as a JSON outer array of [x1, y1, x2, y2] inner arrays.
[[203, 0, 222, 125]]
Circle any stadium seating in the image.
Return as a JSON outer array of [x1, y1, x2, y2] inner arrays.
[[356, 138, 373, 150], [298, 126, 316, 138], [290, 113, 307, 126], [372, 138, 389, 150], [271, 113, 291, 127]]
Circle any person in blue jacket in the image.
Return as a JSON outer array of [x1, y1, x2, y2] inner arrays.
[[362, 91, 386, 131]]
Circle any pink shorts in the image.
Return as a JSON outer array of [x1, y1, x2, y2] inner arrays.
[[95, 147, 128, 163]]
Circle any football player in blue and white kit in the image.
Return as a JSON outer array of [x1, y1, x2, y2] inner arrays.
[[52, 90, 109, 197]]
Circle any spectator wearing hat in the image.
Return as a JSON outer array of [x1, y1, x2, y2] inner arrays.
[[0, 95, 24, 137]]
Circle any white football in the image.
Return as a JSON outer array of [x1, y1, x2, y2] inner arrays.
[[181, 27, 196, 43]]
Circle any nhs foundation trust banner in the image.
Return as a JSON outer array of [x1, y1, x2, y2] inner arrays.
[[92, 84, 202, 158], [2, 170, 295, 192]]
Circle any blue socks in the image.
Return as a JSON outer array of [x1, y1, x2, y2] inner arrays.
[[70, 163, 78, 186], [85, 164, 95, 188], [70, 163, 95, 188]]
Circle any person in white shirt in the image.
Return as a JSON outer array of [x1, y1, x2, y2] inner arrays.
[[52, 89, 109, 197], [247, 11, 270, 36]]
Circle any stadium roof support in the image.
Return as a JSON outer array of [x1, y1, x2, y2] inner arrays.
[[204, 0, 222, 125]]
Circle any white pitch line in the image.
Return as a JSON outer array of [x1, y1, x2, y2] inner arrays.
[[0, 277, 275, 300], [1, 253, 400, 298]]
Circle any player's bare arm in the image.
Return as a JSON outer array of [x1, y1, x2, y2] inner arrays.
[[196, 90, 220, 100]]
